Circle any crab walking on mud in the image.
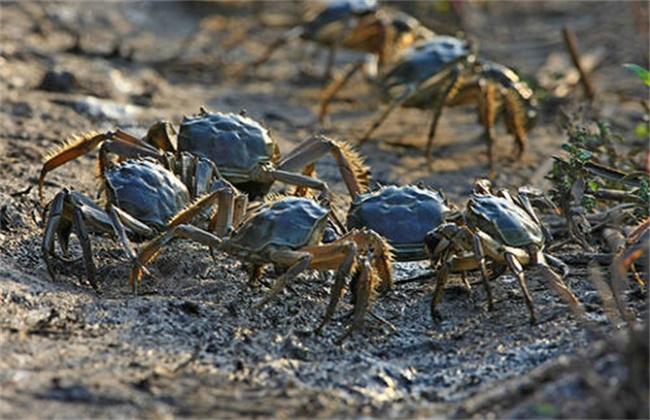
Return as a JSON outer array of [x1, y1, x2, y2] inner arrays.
[[427, 180, 581, 325], [133, 195, 394, 343], [346, 184, 460, 262], [40, 107, 371, 203], [174, 108, 370, 200], [38, 125, 249, 290], [249, 0, 433, 83], [321, 35, 538, 178], [41, 160, 246, 290]]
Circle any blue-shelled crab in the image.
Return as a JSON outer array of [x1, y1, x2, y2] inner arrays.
[[133, 195, 393, 343], [346, 184, 459, 262], [39, 129, 247, 290], [250, 0, 433, 82], [175, 108, 370, 200], [427, 180, 579, 324], [322, 35, 538, 178]]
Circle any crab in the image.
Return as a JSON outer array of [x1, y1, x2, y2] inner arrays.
[[42, 157, 246, 291], [39, 128, 248, 290], [133, 195, 393, 343], [321, 35, 538, 179], [172, 108, 370, 200], [38, 108, 370, 203], [427, 180, 580, 325], [249, 0, 434, 83], [346, 184, 459, 262]]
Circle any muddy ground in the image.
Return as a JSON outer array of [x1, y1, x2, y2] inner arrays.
[[1, 1, 648, 418]]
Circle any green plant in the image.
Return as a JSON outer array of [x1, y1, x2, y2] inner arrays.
[[623, 63, 650, 139], [548, 116, 649, 250]]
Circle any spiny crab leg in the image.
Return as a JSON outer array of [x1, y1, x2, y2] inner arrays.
[[358, 83, 417, 146], [278, 134, 370, 199], [129, 185, 238, 289], [315, 228, 393, 341], [42, 188, 152, 289], [319, 61, 365, 125], [334, 255, 373, 344], [39, 130, 165, 204], [40, 132, 111, 204]]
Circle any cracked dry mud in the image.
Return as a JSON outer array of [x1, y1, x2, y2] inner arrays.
[[1, 1, 648, 418]]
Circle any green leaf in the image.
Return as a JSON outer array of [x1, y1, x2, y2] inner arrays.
[[624, 63, 650, 86], [576, 148, 592, 162], [635, 122, 649, 138]]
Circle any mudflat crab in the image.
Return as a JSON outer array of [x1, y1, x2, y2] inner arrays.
[[133, 195, 393, 343], [174, 108, 370, 200], [427, 180, 580, 325], [39, 127, 248, 289], [39, 108, 370, 202], [346, 184, 459, 262], [41, 156, 246, 290], [322, 35, 538, 178], [250, 0, 433, 82]]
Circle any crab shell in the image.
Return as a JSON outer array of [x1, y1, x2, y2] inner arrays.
[[105, 158, 191, 230], [226, 197, 329, 256], [301, 0, 378, 44], [177, 111, 280, 196], [379, 35, 471, 102], [378, 37, 538, 128], [347, 185, 454, 261], [465, 193, 545, 248]]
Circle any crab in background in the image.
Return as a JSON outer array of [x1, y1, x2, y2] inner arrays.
[[321, 35, 538, 179], [249, 0, 434, 82]]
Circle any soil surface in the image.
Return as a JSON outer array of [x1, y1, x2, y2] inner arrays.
[[1, 1, 648, 418]]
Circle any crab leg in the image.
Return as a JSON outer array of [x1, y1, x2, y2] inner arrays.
[[142, 121, 177, 153], [42, 189, 71, 282], [478, 75, 499, 179], [278, 134, 370, 198], [250, 26, 304, 69], [503, 87, 529, 159], [42, 188, 142, 289], [42, 190, 101, 288], [319, 60, 365, 124], [537, 251, 581, 313], [320, 229, 392, 340], [358, 82, 417, 145], [334, 256, 373, 344], [39, 132, 110, 203], [129, 225, 224, 289], [71, 205, 98, 289], [129, 186, 237, 288], [193, 158, 220, 197], [261, 168, 328, 192], [504, 252, 536, 325], [345, 228, 394, 293], [254, 249, 314, 309], [430, 253, 479, 319], [206, 184, 239, 238], [472, 232, 495, 311], [39, 130, 165, 203], [425, 64, 464, 164], [104, 203, 149, 281]]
